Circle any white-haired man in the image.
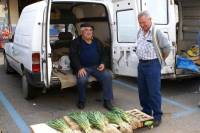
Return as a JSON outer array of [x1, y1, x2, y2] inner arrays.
[[70, 23, 114, 110], [136, 11, 171, 127]]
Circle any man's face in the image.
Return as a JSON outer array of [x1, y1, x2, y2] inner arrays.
[[138, 16, 152, 32], [81, 27, 93, 40]]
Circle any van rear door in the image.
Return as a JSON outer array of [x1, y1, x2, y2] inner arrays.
[[112, 0, 139, 77], [112, 0, 176, 77], [141, 0, 176, 75], [41, 0, 52, 88]]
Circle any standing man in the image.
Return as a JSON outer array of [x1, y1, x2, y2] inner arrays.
[[70, 23, 114, 110], [136, 11, 170, 127]]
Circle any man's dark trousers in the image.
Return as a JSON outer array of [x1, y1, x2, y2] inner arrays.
[[77, 66, 113, 102], [138, 59, 163, 121]]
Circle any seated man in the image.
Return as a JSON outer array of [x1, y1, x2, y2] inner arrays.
[[69, 23, 114, 110]]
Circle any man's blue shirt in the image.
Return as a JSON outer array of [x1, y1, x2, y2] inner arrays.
[[79, 39, 100, 67]]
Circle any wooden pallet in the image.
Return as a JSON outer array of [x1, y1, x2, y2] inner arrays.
[[126, 109, 154, 128]]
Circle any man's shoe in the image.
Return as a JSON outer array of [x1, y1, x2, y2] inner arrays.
[[77, 101, 85, 109], [103, 100, 114, 111], [153, 119, 162, 127]]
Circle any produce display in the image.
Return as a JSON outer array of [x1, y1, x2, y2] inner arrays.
[[33, 108, 153, 133], [87, 111, 108, 131], [68, 112, 92, 133], [47, 119, 73, 133], [112, 107, 131, 123], [105, 111, 132, 133]]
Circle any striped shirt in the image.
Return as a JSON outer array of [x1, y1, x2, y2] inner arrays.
[[136, 26, 158, 60]]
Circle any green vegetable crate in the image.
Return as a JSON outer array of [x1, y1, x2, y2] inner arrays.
[[30, 109, 153, 133]]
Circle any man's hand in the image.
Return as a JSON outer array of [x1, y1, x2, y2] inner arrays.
[[78, 68, 87, 77], [97, 64, 105, 71]]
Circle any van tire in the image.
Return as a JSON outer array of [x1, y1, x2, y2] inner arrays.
[[4, 54, 15, 74], [22, 74, 36, 100]]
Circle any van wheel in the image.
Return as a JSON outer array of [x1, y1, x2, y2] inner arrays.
[[22, 74, 36, 100], [4, 54, 15, 74]]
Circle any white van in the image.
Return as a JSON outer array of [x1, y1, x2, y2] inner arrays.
[[3, 0, 200, 99]]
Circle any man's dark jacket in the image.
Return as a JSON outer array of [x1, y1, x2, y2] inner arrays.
[[69, 36, 105, 73]]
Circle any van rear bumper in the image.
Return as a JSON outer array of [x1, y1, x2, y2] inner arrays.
[[26, 71, 44, 88]]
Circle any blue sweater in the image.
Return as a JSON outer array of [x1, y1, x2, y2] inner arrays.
[[79, 39, 100, 67]]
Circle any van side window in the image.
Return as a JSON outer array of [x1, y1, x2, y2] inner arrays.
[[141, 0, 168, 24], [117, 9, 138, 43]]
